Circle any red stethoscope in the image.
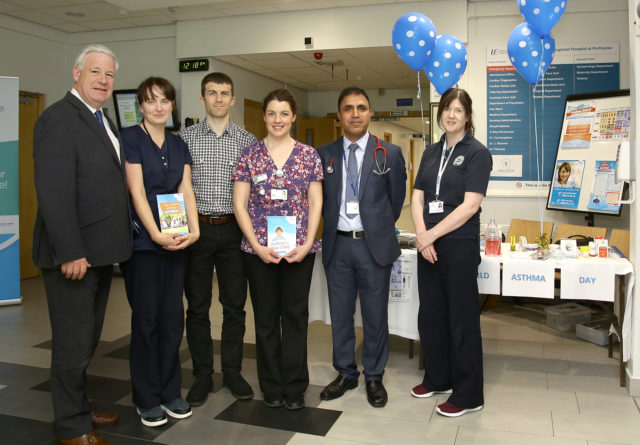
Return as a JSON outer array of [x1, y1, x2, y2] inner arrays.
[[326, 135, 390, 175]]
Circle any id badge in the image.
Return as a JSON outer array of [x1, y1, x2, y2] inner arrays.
[[346, 200, 359, 215], [253, 173, 267, 184], [428, 200, 444, 214], [271, 188, 288, 200]]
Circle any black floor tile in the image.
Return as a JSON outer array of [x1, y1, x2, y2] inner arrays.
[[0, 361, 51, 388], [215, 399, 342, 436], [0, 413, 55, 445], [32, 374, 131, 403]]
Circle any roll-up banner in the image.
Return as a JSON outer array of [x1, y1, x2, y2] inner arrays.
[[0, 77, 21, 306]]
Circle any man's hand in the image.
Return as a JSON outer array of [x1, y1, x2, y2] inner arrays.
[[60, 257, 91, 280]]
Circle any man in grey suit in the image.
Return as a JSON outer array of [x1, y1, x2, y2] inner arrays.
[[33, 44, 132, 445], [317, 87, 406, 408]]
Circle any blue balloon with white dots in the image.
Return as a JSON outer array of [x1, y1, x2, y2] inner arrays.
[[392, 12, 436, 71], [507, 22, 556, 85], [518, 0, 567, 37], [425, 34, 468, 95]]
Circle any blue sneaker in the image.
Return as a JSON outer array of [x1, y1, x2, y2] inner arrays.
[[161, 398, 192, 419], [136, 406, 167, 427]]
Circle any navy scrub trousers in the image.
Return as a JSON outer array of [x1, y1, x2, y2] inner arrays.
[[417, 237, 484, 409], [122, 250, 188, 409]]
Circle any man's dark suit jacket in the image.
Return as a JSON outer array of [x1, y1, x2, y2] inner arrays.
[[318, 134, 407, 267], [33, 91, 132, 269]]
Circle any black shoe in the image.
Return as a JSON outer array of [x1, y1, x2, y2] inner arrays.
[[223, 373, 254, 400], [319, 375, 358, 401], [366, 380, 388, 408], [263, 394, 284, 408], [284, 393, 305, 410], [186, 375, 213, 407]]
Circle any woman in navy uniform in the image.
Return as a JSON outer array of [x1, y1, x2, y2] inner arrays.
[[120, 77, 199, 427], [410, 88, 492, 417]]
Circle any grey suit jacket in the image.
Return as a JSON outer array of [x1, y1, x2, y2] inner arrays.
[[318, 134, 406, 267], [32, 92, 132, 268]]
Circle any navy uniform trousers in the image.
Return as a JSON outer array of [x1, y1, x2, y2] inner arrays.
[[121, 250, 187, 409], [417, 237, 484, 408]]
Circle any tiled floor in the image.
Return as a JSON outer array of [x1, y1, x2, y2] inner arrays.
[[3, 273, 640, 444]]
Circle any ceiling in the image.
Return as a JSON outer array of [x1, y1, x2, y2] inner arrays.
[[0, 0, 444, 91]]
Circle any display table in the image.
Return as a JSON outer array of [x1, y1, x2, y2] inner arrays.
[[308, 246, 635, 383]]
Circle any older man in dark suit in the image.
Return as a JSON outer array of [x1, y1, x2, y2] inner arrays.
[[33, 44, 132, 445], [317, 87, 406, 408]]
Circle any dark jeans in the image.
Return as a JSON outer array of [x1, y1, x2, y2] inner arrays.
[[243, 252, 315, 398], [43, 265, 113, 439], [184, 220, 248, 377], [121, 250, 187, 409], [417, 237, 484, 409]]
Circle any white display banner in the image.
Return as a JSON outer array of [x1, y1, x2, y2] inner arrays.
[[502, 258, 555, 298], [477, 256, 500, 295], [560, 261, 615, 302]]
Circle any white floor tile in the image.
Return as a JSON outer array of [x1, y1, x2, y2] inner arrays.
[[553, 411, 640, 444], [455, 426, 587, 445], [484, 385, 579, 413], [576, 392, 640, 418]]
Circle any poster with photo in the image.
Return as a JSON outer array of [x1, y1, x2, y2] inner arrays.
[[267, 215, 296, 256], [587, 160, 623, 212], [548, 160, 585, 209]]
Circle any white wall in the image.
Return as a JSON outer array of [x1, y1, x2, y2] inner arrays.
[[0, 16, 68, 107], [308, 88, 431, 117]]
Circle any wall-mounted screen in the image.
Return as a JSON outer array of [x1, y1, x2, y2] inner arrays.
[[112, 89, 180, 132], [546, 89, 630, 216]]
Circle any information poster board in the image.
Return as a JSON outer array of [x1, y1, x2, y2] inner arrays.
[[486, 42, 619, 195], [0, 77, 21, 305], [547, 89, 629, 215]]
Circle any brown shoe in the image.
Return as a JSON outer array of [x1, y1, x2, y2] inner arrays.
[[57, 431, 113, 444], [91, 410, 119, 427]]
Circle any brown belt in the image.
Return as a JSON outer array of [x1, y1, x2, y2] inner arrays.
[[198, 213, 236, 225]]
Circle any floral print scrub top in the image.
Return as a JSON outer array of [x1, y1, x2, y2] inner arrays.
[[232, 140, 324, 255]]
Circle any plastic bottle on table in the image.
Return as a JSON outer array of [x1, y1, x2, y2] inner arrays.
[[485, 218, 501, 256]]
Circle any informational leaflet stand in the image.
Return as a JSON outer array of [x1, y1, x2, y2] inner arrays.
[[547, 89, 629, 215]]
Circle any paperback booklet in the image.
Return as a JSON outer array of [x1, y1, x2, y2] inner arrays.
[[157, 193, 188, 235], [267, 215, 296, 256]]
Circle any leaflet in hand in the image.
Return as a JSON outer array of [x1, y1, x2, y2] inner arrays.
[[267, 215, 296, 256], [157, 193, 188, 235]]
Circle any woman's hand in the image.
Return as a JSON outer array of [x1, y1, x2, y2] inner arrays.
[[152, 232, 182, 249], [283, 244, 311, 263], [254, 245, 282, 264], [419, 243, 438, 264], [163, 232, 200, 251]]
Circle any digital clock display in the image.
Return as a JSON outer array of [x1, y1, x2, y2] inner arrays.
[[179, 59, 209, 72]]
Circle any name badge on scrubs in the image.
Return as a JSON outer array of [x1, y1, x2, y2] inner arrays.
[[271, 189, 287, 200], [346, 200, 359, 215], [253, 173, 267, 184], [428, 200, 444, 214]]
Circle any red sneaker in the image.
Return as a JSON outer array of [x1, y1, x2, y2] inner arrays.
[[436, 401, 483, 417], [410, 384, 452, 399]]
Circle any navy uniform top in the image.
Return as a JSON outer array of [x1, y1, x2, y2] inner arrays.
[[121, 125, 193, 253], [414, 131, 492, 239]]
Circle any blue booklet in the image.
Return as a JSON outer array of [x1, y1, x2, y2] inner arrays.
[[157, 193, 188, 235], [267, 215, 296, 256]]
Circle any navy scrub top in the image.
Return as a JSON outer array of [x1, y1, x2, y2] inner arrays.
[[121, 125, 193, 252], [414, 132, 492, 239]]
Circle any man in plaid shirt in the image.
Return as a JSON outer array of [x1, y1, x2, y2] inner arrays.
[[180, 72, 257, 406]]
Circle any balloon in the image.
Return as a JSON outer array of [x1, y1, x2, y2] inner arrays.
[[392, 12, 436, 71], [424, 34, 468, 95], [518, 0, 567, 37], [507, 22, 556, 84]]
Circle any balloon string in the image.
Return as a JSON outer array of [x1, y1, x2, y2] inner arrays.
[[532, 38, 546, 237], [417, 71, 427, 146]]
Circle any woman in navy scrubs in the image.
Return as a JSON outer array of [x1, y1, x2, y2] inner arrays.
[[120, 77, 199, 427], [410, 88, 492, 417]]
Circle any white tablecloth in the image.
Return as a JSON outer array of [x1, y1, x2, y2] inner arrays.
[[308, 246, 635, 358]]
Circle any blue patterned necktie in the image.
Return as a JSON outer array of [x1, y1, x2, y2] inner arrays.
[[94, 110, 105, 129], [345, 143, 359, 218]]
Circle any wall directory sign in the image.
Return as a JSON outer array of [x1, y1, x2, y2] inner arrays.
[[486, 42, 620, 195], [546, 89, 630, 216], [0, 76, 21, 305]]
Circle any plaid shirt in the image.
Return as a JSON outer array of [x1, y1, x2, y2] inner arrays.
[[180, 120, 257, 215]]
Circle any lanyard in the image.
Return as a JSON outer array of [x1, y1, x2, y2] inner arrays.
[[435, 137, 455, 200], [342, 145, 361, 198]]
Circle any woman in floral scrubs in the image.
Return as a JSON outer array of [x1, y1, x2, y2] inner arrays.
[[233, 88, 323, 410]]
